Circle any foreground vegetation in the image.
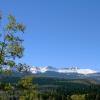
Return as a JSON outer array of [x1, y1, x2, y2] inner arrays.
[[0, 75, 100, 100]]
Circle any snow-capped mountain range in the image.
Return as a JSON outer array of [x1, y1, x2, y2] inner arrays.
[[30, 66, 97, 75]]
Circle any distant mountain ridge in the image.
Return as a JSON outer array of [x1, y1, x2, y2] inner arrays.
[[30, 66, 97, 75], [1, 66, 99, 84]]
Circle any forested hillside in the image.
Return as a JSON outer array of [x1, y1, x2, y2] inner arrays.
[[0, 76, 100, 100]]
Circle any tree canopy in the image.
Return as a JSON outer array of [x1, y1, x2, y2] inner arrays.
[[0, 14, 25, 71]]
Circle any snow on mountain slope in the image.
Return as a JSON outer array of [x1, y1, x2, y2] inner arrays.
[[30, 66, 57, 73], [77, 69, 97, 75], [58, 67, 97, 74], [30, 66, 40, 74], [39, 66, 57, 73], [30, 66, 97, 75], [58, 67, 79, 73]]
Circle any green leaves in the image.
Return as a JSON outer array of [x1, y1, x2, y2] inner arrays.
[[5, 15, 25, 33], [0, 42, 7, 47], [3, 83, 13, 91], [16, 23, 26, 33], [5, 34, 14, 41], [9, 42, 24, 59], [16, 63, 30, 73], [3, 69, 12, 75], [18, 76, 33, 89], [0, 14, 25, 72], [16, 63, 24, 72], [0, 57, 4, 64], [6, 60, 15, 67], [0, 67, 3, 72]]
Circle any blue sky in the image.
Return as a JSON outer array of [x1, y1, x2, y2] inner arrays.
[[0, 0, 100, 71]]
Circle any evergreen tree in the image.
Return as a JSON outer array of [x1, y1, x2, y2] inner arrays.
[[0, 14, 25, 72], [18, 76, 33, 89], [16, 63, 30, 73]]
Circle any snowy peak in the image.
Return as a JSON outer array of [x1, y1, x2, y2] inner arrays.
[[58, 67, 79, 73], [30, 66, 40, 73], [39, 66, 57, 73], [30, 66, 97, 75], [57, 67, 97, 74], [30, 66, 57, 73], [77, 69, 97, 75]]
